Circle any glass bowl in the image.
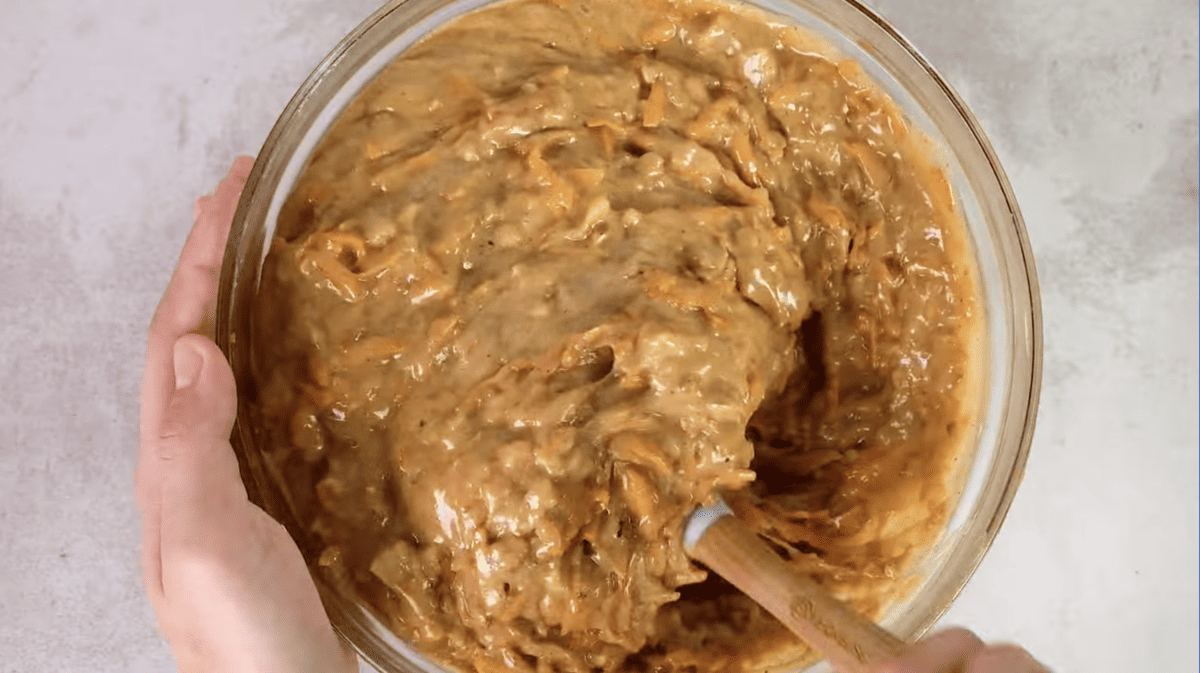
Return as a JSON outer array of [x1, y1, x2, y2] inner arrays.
[[215, 0, 1043, 671]]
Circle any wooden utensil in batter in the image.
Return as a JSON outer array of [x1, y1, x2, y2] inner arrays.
[[684, 498, 908, 673]]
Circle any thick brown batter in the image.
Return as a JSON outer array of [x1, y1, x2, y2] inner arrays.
[[251, 0, 981, 671]]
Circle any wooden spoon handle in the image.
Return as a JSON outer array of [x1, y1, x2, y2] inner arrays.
[[689, 515, 907, 673]]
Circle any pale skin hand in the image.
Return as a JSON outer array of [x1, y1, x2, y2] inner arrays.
[[137, 156, 357, 673], [871, 628, 1050, 673]]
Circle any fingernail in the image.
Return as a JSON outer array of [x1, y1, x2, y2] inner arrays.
[[193, 195, 211, 221], [173, 339, 204, 390]]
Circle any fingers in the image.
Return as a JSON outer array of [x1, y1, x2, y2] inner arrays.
[[149, 155, 253, 345], [137, 156, 355, 673], [137, 155, 254, 605], [873, 628, 983, 673], [872, 629, 1048, 673], [139, 155, 253, 497], [966, 644, 1050, 673]]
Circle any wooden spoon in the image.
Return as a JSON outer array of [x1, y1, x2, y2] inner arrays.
[[683, 497, 907, 673]]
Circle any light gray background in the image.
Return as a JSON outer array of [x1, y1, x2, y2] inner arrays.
[[1, 0, 1195, 671]]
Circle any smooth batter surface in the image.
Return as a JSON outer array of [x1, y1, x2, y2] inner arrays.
[[251, 0, 980, 670]]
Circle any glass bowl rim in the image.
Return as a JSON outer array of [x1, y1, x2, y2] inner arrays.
[[215, 0, 1044, 669]]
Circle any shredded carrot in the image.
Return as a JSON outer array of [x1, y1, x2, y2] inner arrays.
[[806, 193, 850, 230], [527, 146, 576, 212], [642, 78, 667, 127], [846, 141, 891, 190], [610, 433, 671, 477], [309, 249, 363, 299], [340, 335, 407, 367]]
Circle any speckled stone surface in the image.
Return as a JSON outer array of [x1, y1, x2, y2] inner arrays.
[[0, 0, 1194, 671]]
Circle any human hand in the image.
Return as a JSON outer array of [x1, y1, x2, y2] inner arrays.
[[871, 628, 1048, 673], [137, 156, 358, 673]]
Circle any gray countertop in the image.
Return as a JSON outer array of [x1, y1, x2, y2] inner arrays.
[[1, 0, 1195, 670]]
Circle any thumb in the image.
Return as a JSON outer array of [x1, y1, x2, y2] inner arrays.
[[155, 333, 247, 572], [160, 333, 237, 448]]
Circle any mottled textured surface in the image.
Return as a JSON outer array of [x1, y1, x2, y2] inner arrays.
[[0, 0, 1194, 671]]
